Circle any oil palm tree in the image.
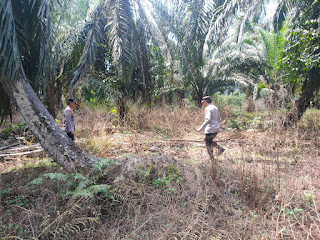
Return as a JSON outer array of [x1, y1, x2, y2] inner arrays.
[[0, 0, 98, 170], [274, 0, 320, 123], [0, 0, 181, 169], [149, 0, 272, 106]]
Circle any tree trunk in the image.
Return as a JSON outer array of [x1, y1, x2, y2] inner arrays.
[[285, 67, 320, 125], [46, 71, 66, 119], [117, 97, 127, 121], [2, 70, 98, 171], [46, 79, 60, 119], [139, 42, 151, 108], [0, 82, 12, 123]]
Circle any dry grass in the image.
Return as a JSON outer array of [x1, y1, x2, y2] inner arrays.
[[1, 104, 320, 239]]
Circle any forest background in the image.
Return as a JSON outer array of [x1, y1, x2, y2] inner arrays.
[[0, 0, 320, 239]]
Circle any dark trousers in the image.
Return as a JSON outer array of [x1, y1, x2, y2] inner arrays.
[[67, 132, 74, 141], [205, 133, 220, 160]]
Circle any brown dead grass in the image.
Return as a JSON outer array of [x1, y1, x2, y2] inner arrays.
[[1, 105, 320, 239]]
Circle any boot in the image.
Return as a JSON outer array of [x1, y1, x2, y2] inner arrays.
[[218, 146, 225, 156]]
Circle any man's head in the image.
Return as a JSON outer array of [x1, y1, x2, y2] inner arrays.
[[201, 96, 211, 106], [67, 98, 76, 109]]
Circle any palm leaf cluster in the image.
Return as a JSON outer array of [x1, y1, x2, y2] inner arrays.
[[280, 0, 320, 75], [0, 0, 94, 119], [2, 0, 320, 123], [0, 0, 19, 82], [70, 1, 108, 91]]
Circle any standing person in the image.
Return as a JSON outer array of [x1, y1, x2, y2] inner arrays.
[[64, 98, 76, 141], [197, 96, 225, 161]]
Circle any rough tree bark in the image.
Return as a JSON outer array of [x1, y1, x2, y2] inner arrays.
[[2, 69, 98, 171]]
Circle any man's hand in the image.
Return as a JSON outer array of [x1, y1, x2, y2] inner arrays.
[[71, 132, 75, 135], [196, 127, 201, 132]]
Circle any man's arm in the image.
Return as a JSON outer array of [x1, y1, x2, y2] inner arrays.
[[197, 108, 211, 131]]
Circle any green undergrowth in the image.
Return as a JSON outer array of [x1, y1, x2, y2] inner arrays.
[[0, 157, 184, 239], [0, 123, 29, 140], [136, 163, 183, 193], [227, 112, 265, 130]]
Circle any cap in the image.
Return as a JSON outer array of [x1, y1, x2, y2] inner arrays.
[[67, 98, 76, 104], [201, 96, 211, 103]]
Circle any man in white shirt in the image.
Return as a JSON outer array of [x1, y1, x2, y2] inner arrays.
[[63, 98, 76, 140], [197, 96, 225, 161]]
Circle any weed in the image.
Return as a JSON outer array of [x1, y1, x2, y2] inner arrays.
[[284, 207, 304, 218], [303, 190, 313, 205]]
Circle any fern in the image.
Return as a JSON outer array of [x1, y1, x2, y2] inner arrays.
[[93, 158, 118, 171], [52, 217, 99, 239], [42, 173, 68, 181], [66, 178, 91, 197], [72, 184, 113, 199], [26, 162, 115, 200], [28, 177, 44, 186], [71, 173, 88, 181], [72, 188, 94, 199], [0, 189, 11, 196], [39, 204, 99, 239], [27, 173, 67, 186], [89, 184, 113, 197], [77, 178, 91, 189]]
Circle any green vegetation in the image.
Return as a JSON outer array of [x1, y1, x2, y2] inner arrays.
[[0, 123, 28, 139]]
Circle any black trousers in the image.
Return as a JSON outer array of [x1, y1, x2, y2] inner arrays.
[[205, 133, 218, 147], [205, 133, 218, 160], [67, 132, 74, 141]]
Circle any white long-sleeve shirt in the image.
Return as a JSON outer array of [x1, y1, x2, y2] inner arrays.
[[63, 106, 75, 133], [199, 103, 220, 134]]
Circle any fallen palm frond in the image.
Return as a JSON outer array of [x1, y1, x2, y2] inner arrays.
[[0, 143, 44, 158]]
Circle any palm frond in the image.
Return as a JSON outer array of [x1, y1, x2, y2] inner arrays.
[[34, 0, 56, 97], [237, 3, 259, 44], [273, 0, 297, 32], [204, 28, 266, 92], [219, 73, 256, 87], [204, 0, 265, 57], [147, 0, 181, 41], [80, 73, 120, 103], [108, 0, 135, 69], [70, 2, 107, 90], [185, 0, 214, 45], [138, 1, 176, 83], [0, 0, 19, 82]]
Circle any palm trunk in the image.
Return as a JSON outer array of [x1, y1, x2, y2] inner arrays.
[[285, 67, 320, 125], [46, 79, 60, 119], [139, 41, 151, 108], [3, 69, 97, 171], [117, 97, 126, 121]]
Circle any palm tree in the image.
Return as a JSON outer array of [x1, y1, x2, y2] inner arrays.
[[274, 0, 320, 123], [203, 25, 268, 112], [201, 0, 280, 104], [0, 0, 98, 170], [149, 0, 273, 106], [0, 0, 181, 169]]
